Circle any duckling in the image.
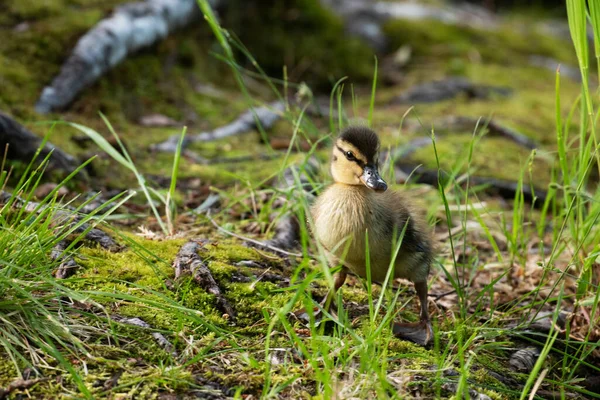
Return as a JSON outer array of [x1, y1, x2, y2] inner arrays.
[[311, 126, 434, 346]]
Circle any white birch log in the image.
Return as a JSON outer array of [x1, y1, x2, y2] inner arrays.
[[35, 0, 218, 114]]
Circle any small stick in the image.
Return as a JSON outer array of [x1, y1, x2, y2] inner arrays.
[[0, 378, 49, 399], [172, 240, 235, 319], [112, 316, 177, 357]]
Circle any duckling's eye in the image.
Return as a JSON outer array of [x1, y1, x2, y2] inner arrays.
[[345, 151, 356, 161]]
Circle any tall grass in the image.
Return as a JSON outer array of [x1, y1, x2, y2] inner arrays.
[[67, 118, 187, 236], [0, 130, 229, 398], [0, 140, 132, 397]]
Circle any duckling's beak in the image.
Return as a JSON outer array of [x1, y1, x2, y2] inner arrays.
[[361, 165, 388, 192]]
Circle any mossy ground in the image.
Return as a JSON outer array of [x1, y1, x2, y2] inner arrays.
[[0, 1, 594, 399]]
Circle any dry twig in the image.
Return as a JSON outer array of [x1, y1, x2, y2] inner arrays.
[[172, 240, 236, 319]]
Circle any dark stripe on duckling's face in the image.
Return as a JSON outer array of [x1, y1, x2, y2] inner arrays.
[[335, 144, 365, 168]]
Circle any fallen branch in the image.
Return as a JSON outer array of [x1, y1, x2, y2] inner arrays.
[[112, 316, 177, 357], [432, 116, 539, 150], [35, 0, 214, 113], [0, 112, 78, 174], [172, 240, 236, 318], [153, 101, 285, 152], [394, 163, 547, 206]]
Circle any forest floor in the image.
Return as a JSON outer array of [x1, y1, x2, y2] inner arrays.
[[0, 1, 599, 399]]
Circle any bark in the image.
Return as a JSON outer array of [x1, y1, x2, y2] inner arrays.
[[509, 347, 540, 372], [0, 112, 78, 174], [35, 0, 220, 113]]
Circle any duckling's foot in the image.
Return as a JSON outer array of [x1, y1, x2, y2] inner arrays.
[[291, 298, 339, 324], [291, 306, 322, 324], [392, 320, 433, 346]]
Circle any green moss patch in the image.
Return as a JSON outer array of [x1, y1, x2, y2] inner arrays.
[[383, 17, 576, 69]]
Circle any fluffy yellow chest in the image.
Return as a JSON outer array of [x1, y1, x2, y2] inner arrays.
[[311, 184, 371, 254]]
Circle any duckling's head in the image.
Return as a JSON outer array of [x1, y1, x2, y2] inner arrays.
[[330, 126, 388, 192]]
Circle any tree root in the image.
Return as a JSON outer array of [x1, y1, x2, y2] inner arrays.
[[0, 112, 78, 175], [153, 101, 285, 153]]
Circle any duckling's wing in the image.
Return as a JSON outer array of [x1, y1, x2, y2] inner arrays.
[[396, 215, 431, 254], [383, 191, 432, 256]]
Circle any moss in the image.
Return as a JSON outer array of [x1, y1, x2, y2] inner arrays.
[[0, 0, 358, 194], [409, 134, 551, 186], [388, 338, 433, 358], [0, 356, 18, 387], [68, 235, 291, 334], [204, 240, 272, 264], [383, 17, 576, 67]]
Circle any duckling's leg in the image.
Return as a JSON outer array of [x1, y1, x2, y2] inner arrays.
[[292, 268, 347, 323], [392, 281, 433, 346], [321, 268, 348, 315]]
